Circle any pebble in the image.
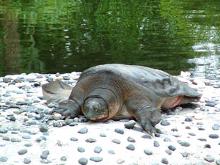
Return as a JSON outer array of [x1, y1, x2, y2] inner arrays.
[[204, 144, 211, 148], [124, 121, 136, 129], [204, 155, 215, 163], [24, 143, 32, 147], [0, 156, 8, 162], [161, 158, 169, 164], [181, 152, 189, 157], [126, 144, 135, 151], [115, 128, 124, 134], [112, 139, 121, 144], [117, 159, 125, 164], [168, 145, 176, 151], [0, 128, 8, 134], [78, 158, 88, 165], [78, 127, 88, 134], [90, 157, 103, 162], [160, 120, 170, 126], [100, 132, 107, 137], [70, 137, 78, 141], [77, 147, 85, 153], [108, 150, 115, 154], [11, 138, 21, 142], [127, 137, 135, 143], [53, 120, 66, 127], [165, 149, 172, 155], [39, 124, 48, 132], [212, 124, 220, 130], [209, 134, 219, 139], [85, 138, 96, 143], [185, 117, 193, 122], [23, 158, 31, 164], [216, 160, 220, 165], [18, 149, 28, 155], [163, 137, 171, 142], [60, 156, 67, 161], [94, 146, 102, 153], [153, 140, 160, 147], [40, 150, 50, 159], [188, 132, 196, 136], [178, 140, 190, 147], [144, 149, 153, 155], [142, 134, 152, 139]]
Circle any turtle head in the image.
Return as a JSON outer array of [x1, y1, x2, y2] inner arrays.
[[83, 97, 108, 121]]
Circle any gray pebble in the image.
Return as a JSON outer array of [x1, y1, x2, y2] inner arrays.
[[0, 156, 8, 162], [198, 138, 207, 142], [2, 136, 10, 141], [23, 158, 31, 164], [6, 115, 16, 121], [161, 158, 169, 164], [124, 121, 136, 129], [78, 127, 88, 134], [181, 152, 189, 157], [115, 128, 124, 134], [144, 149, 153, 155], [188, 132, 196, 136], [85, 138, 96, 143], [126, 144, 135, 151], [204, 144, 211, 148], [178, 140, 190, 147], [18, 149, 28, 155], [112, 139, 121, 144], [212, 124, 220, 130], [3, 77, 12, 83], [22, 134, 31, 139], [185, 117, 192, 122], [94, 146, 102, 153], [127, 137, 136, 143], [39, 124, 48, 133], [160, 120, 170, 126], [153, 141, 160, 147], [209, 134, 219, 139], [11, 138, 21, 142], [205, 101, 217, 107], [77, 147, 85, 153], [165, 149, 172, 155], [78, 157, 88, 165], [0, 128, 8, 134], [100, 132, 107, 137], [198, 126, 205, 131], [204, 155, 215, 163], [53, 120, 66, 127], [216, 159, 220, 165], [60, 156, 67, 161], [168, 145, 176, 151], [142, 134, 152, 139], [40, 150, 50, 159], [24, 143, 32, 147], [163, 137, 171, 142], [70, 137, 78, 141], [90, 157, 103, 162], [108, 150, 115, 154], [185, 126, 191, 129], [117, 159, 125, 164]]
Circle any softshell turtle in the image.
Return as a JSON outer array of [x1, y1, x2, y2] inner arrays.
[[42, 64, 201, 133]]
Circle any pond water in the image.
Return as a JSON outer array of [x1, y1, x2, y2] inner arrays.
[[0, 0, 220, 76]]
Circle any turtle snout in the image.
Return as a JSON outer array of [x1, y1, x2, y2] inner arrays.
[[83, 97, 108, 121]]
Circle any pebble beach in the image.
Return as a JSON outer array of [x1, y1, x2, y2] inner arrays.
[[1, 63, 220, 165]]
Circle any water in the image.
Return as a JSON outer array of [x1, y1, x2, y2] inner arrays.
[[0, 0, 220, 76]]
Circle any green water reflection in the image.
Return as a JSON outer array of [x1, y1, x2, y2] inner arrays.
[[0, 0, 220, 76]]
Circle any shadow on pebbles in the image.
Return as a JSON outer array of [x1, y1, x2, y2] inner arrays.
[[0, 72, 220, 165]]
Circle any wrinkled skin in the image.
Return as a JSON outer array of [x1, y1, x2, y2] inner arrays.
[[42, 64, 201, 134]]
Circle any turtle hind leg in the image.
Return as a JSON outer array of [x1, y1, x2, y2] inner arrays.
[[125, 96, 161, 135]]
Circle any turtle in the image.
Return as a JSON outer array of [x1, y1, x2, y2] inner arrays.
[[42, 64, 201, 134]]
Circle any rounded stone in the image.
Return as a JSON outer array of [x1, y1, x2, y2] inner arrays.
[[0, 128, 8, 134], [127, 137, 136, 143], [188, 132, 196, 136], [100, 132, 107, 137], [204, 155, 215, 163], [108, 150, 115, 154], [39, 124, 48, 133], [126, 144, 135, 151], [112, 139, 121, 144], [161, 158, 169, 164], [115, 128, 124, 134], [18, 149, 28, 155], [209, 134, 219, 139], [77, 147, 85, 153], [165, 149, 172, 155], [70, 137, 78, 141], [85, 138, 96, 143], [204, 144, 211, 148], [163, 137, 171, 142], [178, 140, 190, 147], [24, 143, 32, 147], [124, 121, 136, 129], [60, 156, 67, 161], [168, 145, 176, 151], [78, 127, 88, 134], [181, 152, 189, 157], [23, 158, 31, 164], [212, 124, 220, 130], [144, 149, 153, 155], [11, 138, 21, 142], [90, 157, 103, 162], [40, 150, 50, 159], [78, 157, 88, 165], [153, 141, 160, 147], [160, 120, 170, 126], [94, 146, 102, 153], [185, 117, 192, 122], [0, 156, 8, 162], [117, 159, 125, 164], [142, 134, 152, 139]]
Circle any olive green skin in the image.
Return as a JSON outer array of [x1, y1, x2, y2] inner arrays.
[[43, 64, 201, 134]]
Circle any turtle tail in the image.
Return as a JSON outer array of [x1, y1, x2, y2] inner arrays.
[[42, 80, 72, 103]]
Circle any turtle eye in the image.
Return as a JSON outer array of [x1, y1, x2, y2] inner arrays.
[[83, 97, 108, 120]]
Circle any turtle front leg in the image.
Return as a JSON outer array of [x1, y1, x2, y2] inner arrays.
[[125, 96, 161, 134]]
